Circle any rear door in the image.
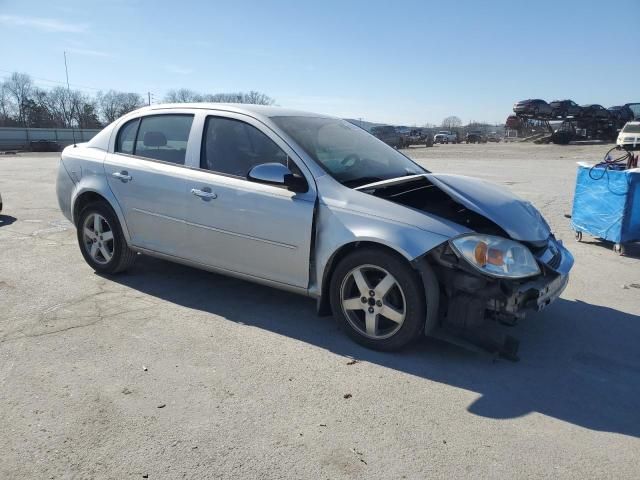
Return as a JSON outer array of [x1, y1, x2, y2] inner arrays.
[[179, 112, 316, 289], [105, 112, 196, 256]]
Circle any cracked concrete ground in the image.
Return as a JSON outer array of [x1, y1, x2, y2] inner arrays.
[[0, 146, 639, 479]]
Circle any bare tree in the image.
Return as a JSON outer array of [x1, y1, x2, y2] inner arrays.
[[75, 96, 101, 129], [164, 88, 203, 103], [0, 82, 16, 125], [0, 71, 275, 128], [97, 90, 144, 123], [166, 89, 275, 105], [46, 86, 76, 127], [243, 91, 275, 105], [4, 72, 33, 126], [441, 116, 462, 130], [117, 92, 145, 116], [96, 90, 121, 124], [27, 88, 56, 127], [203, 92, 243, 103]]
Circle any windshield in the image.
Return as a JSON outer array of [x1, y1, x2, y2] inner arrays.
[[623, 123, 640, 133], [271, 116, 427, 187]]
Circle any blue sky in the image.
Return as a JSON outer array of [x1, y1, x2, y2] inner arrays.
[[1, 0, 638, 125]]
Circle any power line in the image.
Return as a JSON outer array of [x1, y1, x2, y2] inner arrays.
[[0, 67, 103, 92]]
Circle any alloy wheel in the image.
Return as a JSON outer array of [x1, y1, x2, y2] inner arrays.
[[82, 213, 114, 265], [340, 264, 406, 340]]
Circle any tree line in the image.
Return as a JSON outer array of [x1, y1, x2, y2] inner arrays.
[[440, 115, 498, 133], [0, 72, 276, 129]]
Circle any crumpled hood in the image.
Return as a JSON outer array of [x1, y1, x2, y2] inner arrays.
[[425, 173, 551, 242]]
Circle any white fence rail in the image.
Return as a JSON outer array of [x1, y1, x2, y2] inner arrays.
[[0, 127, 101, 150]]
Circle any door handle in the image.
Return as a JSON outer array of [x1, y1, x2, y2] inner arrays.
[[191, 188, 217, 200], [112, 171, 132, 182]]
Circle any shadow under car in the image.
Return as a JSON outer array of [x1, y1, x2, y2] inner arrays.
[[105, 255, 640, 439]]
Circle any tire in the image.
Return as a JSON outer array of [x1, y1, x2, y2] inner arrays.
[[76, 201, 137, 274], [329, 248, 426, 351]]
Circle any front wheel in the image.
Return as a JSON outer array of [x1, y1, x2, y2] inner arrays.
[[76, 201, 137, 274], [329, 249, 427, 351]]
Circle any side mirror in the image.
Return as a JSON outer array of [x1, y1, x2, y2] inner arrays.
[[247, 163, 308, 193]]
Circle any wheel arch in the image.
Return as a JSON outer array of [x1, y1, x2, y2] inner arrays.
[[71, 186, 131, 244], [317, 240, 424, 316]]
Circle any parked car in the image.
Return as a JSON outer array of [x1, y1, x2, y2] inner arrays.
[[486, 132, 502, 142], [580, 104, 611, 120], [30, 139, 61, 152], [433, 131, 458, 144], [466, 131, 487, 144], [624, 103, 640, 120], [370, 125, 404, 149], [616, 121, 640, 150], [505, 115, 521, 129], [549, 100, 582, 118], [513, 99, 553, 118], [607, 105, 635, 126], [404, 129, 434, 148], [56, 104, 573, 352]]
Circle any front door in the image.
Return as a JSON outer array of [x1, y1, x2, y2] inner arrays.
[[180, 114, 316, 289]]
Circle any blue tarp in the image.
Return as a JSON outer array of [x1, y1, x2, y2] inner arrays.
[[571, 165, 640, 244]]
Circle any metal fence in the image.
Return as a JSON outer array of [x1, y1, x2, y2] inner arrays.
[[0, 127, 101, 150]]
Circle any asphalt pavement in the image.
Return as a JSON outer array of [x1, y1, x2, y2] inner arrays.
[[1, 145, 639, 479]]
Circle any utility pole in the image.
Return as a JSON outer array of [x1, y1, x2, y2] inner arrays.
[[148, 92, 151, 106], [63, 51, 77, 147]]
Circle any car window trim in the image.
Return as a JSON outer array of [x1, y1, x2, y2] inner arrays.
[[127, 107, 322, 178], [111, 148, 308, 200], [198, 114, 305, 189], [111, 108, 317, 198], [115, 117, 140, 155], [111, 151, 200, 171], [115, 113, 195, 166]]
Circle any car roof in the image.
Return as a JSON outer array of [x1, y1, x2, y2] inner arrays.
[[138, 103, 335, 121]]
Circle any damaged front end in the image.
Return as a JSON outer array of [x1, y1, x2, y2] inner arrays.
[[362, 174, 574, 360], [424, 235, 572, 360], [430, 236, 571, 324]]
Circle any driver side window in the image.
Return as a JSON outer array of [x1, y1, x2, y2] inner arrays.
[[201, 116, 290, 177]]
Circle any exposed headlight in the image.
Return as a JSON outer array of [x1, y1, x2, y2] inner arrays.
[[450, 234, 541, 279]]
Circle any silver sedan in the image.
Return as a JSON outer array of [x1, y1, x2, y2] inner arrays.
[[56, 104, 573, 353]]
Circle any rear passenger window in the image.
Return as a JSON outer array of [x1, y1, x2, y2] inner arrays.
[[201, 117, 288, 177], [116, 118, 139, 154], [125, 115, 194, 165], [135, 115, 193, 165]]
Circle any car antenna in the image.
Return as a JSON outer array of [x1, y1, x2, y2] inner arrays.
[[64, 51, 77, 148]]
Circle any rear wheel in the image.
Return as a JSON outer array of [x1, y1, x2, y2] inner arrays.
[[329, 249, 426, 351], [77, 201, 137, 274]]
